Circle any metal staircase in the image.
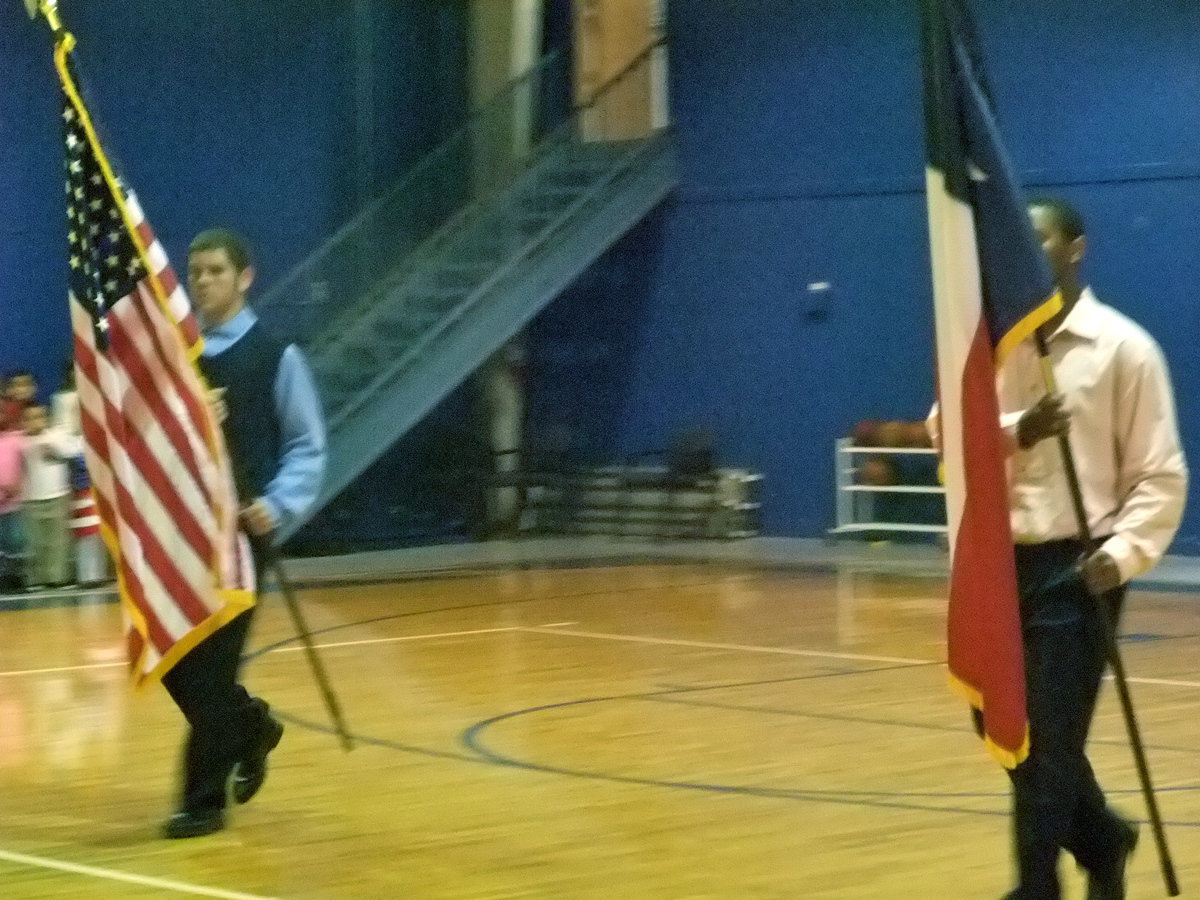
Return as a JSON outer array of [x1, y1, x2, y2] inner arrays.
[[253, 43, 677, 540]]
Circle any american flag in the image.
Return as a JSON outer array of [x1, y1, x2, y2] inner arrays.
[[60, 52, 255, 687]]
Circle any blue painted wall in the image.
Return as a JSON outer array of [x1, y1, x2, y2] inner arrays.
[[9, 0, 1200, 551], [531, 0, 1200, 548], [0, 0, 467, 400]]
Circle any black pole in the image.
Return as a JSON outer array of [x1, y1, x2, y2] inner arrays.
[[1033, 329, 1177, 896], [233, 478, 352, 750], [261, 542, 354, 752]]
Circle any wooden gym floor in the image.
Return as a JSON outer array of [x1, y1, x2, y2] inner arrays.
[[0, 538, 1196, 899]]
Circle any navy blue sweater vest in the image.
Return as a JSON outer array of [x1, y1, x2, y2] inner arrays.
[[198, 322, 284, 503]]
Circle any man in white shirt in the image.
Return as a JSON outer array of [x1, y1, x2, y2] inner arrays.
[[998, 198, 1187, 900]]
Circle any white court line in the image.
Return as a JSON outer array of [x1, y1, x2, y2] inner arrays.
[[528, 625, 1200, 688], [0, 661, 125, 678], [1105, 673, 1200, 689], [269, 625, 524, 653], [269, 622, 581, 653], [0, 847, 276, 899], [521, 625, 932, 665], [0, 626, 1197, 690]]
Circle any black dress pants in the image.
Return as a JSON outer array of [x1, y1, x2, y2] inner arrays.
[[1007, 539, 1130, 899], [161, 607, 269, 814]]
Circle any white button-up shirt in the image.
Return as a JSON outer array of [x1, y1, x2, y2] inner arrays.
[[998, 287, 1186, 582], [21, 427, 82, 502]]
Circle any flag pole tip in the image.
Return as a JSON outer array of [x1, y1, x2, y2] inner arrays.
[[29, 0, 66, 36]]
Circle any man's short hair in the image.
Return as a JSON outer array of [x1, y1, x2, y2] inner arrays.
[[1028, 196, 1086, 241], [189, 229, 253, 272]]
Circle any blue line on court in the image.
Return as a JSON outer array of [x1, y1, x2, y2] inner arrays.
[[455, 692, 1200, 826]]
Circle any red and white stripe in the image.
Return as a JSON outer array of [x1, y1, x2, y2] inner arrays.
[[72, 196, 254, 686], [70, 488, 99, 537]]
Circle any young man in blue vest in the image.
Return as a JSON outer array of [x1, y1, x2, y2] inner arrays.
[[162, 229, 327, 839]]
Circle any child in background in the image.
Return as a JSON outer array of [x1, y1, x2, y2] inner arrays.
[[20, 404, 80, 590], [2, 371, 37, 431], [2, 373, 23, 432], [0, 414, 23, 591]]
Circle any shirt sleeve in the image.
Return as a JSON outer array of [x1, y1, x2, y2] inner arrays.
[[1099, 338, 1188, 582], [925, 403, 941, 452], [927, 402, 1023, 456], [49, 429, 82, 460], [261, 344, 327, 536]]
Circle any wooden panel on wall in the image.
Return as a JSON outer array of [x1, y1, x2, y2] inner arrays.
[[575, 0, 656, 140]]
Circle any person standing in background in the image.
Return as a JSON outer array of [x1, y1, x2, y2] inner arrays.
[[20, 403, 80, 590], [1, 371, 37, 432], [0, 413, 24, 591]]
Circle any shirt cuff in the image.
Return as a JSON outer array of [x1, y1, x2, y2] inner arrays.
[[259, 496, 283, 533], [1098, 534, 1143, 585], [1000, 412, 1023, 455]]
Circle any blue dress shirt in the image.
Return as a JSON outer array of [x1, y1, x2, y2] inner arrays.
[[201, 306, 327, 535]]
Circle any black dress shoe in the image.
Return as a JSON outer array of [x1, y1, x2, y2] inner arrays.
[[1087, 822, 1139, 900], [232, 704, 284, 805], [163, 808, 225, 839]]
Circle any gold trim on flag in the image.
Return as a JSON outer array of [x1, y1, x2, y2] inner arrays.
[[948, 671, 1031, 769], [994, 289, 1062, 368]]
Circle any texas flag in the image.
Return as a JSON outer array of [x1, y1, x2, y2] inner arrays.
[[921, 0, 1061, 767]]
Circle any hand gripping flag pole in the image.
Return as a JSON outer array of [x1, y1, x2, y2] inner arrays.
[[1033, 332, 1177, 896]]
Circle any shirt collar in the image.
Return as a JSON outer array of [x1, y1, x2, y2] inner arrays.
[[201, 305, 257, 342], [1048, 286, 1103, 342]]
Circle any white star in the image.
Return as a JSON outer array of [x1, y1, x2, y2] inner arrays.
[[126, 260, 141, 276], [69, 255, 81, 269], [106, 254, 119, 268], [73, 187, 84, 201], [105, 279, 117, 293], [90, 173, 102, 186], [66, 132, 80, 149], [63, 107, 76, 122], [89, 223, 100, 236], [68, 159, 82, 174], [89, 198, 103, 211], [97, 318, 109, 333]]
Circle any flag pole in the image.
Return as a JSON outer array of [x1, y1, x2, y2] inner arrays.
[[1033, 330, 1179, 897], [259, 542, 354, 752]]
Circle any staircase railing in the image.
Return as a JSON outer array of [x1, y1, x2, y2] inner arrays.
[[316, 40, 671, 436], [276, 40, 674, 539], [252, 47, 571, 347]]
